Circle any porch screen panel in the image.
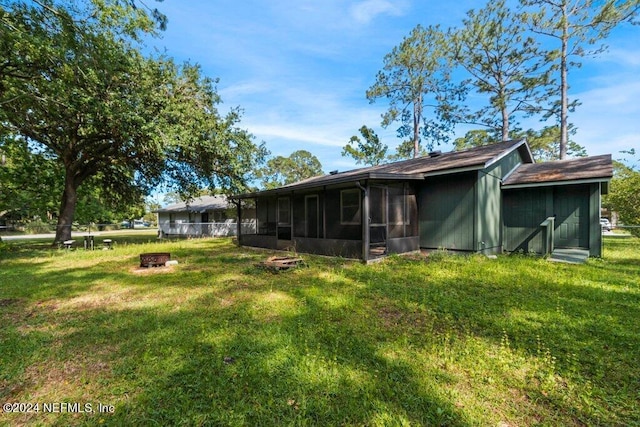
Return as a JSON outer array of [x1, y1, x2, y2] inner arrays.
[[388, 183, 418, 238], [369, 186, 386, 226], [256, 198, 277, 236], [293, 196, 306, 237], [277, 197, 292, 240], [406, 185, 418, 237], [305, 195, 320, 238], [388, 183, 405, 239], [326, 188, 361, 240]]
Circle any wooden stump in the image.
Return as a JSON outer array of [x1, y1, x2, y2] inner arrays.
[[260, 256, 306, 271]]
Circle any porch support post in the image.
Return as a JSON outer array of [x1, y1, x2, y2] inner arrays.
[[357, 180, 370, 262], [236, 199, 242, 244]]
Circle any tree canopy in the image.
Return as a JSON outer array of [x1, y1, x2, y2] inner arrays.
[[451, 0, 551, 141], [342, 126, 388, 166], [365, 1, 638, 159], [256, 150, 323, 190], [367, 25, 458, 159], [453, 126, 586, 161], [0, 135, 145, 224], [521, 0, 640, 158], [0, 1, 266, 242], [605, 151, 640, 236]]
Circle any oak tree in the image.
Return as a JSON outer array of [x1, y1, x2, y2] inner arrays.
[[0, 1, 266, 242]]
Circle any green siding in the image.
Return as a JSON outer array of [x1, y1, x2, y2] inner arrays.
[[589, 183, 602, 257], [419, 173, 475, 251], [503, 188, 549, 253], [419, 150, 525, 253], [476, 150, 523, 253], [503, 183, 602, 256], [553, 185, 589, 248]]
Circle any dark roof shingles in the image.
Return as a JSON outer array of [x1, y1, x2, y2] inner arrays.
[[502, 154, 613, 186], [262, 139, 527, 194]]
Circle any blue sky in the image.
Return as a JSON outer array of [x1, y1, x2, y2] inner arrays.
[[145, 0, 640, 173]]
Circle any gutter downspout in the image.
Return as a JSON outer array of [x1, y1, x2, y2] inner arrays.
[[356, 181, 369, 262]]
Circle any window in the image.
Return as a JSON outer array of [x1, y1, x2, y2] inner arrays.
[[188, 212, 196, 224], [169, 213, 176, 228], [340, 189, 361, 225], [278, 197, 291, 225]]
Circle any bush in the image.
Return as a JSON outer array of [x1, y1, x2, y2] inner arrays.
[[23, 218, 53, 234]]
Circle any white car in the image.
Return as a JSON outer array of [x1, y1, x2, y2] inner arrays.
[[600, 218, 612, 232]]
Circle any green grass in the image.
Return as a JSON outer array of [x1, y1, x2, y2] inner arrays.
[[1, 235, 639, 426]]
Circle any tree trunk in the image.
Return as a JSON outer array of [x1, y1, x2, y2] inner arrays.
[[501, 106, 509, 141], [559, 2, 569, 160], [413, 95, 422, 158], [54, 168, 79, 243]]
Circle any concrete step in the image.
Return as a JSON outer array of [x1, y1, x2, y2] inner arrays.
[[548, 248, 589, 264]]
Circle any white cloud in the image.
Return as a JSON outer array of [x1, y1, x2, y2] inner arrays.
[[350, 0, 405, 24], [570, 78, 640, 155], [601, 48, 640, 67]]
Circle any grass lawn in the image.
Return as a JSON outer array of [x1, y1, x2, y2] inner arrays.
[[1, 234, 639, 426]]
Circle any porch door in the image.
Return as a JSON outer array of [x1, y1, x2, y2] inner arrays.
[[554, 186, 589, 248], [369, 186, 387, 254], [201, 212, 210, 236], [305, 195, 319, 238], [277, 197, 292, 240]]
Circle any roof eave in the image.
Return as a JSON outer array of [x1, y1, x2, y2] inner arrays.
[[422, 165, 484, 178], [233, 172, 425, 199], [483, 139, 532, 168], [502, 176, 612, 189]]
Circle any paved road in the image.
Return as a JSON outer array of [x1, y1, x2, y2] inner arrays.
[[0, 229, 156, 241]]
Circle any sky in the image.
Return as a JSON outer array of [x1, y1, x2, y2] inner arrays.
[[143, 0, 640, 174]]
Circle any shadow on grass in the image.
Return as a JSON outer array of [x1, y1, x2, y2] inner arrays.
[[48, 291, 469, 425], [1, 237, 639, 425]]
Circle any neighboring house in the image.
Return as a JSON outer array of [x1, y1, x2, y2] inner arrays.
[[233, 140, 612, 261], [155, 195, 255, 237]]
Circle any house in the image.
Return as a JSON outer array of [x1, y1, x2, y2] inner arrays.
[[233, 140, 612, 261], [155, 195, 255, 237]]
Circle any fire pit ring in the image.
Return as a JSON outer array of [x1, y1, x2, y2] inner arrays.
[[140, 252, 171, 268]]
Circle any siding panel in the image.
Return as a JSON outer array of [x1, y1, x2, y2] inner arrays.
[[419, 173, 475, 251]]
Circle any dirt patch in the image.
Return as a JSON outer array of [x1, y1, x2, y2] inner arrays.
[[130, 266, 175, 275], [374, 300, 432, 333]]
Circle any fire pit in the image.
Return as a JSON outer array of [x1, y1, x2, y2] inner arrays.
[[140, 252, 171, 268]]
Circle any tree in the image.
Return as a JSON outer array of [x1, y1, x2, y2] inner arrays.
[[452, 0, 551, 141], [521, 0, 640, 159], [453, 125, 587, 161], [367, 25, 457, 159], [605, 152, 640, 236], [453, 129, 495, 151], [0, 135, 60, 221], [520, 125, 586, 161], [0, 135, 145, 225], [257, 150, 322, 189], [342, 125, 388, 166], [0, 1, 266, 242]]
